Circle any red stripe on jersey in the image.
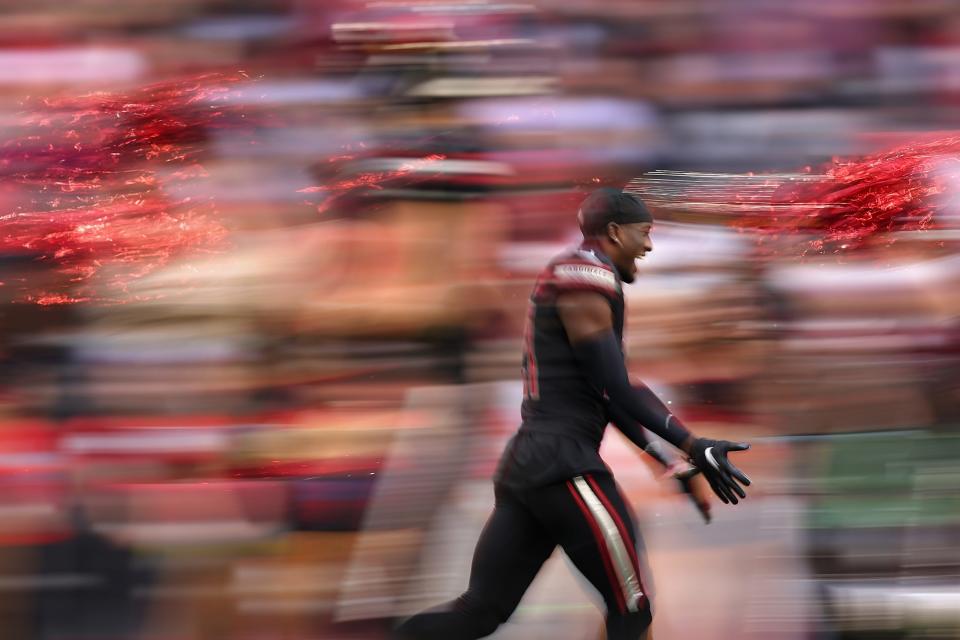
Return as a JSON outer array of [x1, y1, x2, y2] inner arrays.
[[522, 302, 539, 399]]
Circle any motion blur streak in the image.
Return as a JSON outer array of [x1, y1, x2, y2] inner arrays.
[[0, 1, 958, 639]]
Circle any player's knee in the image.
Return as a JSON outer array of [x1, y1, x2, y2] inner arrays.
[[392, 595, 505, 640], [458, 594, 507, 636], [474, 610, 503, 637]]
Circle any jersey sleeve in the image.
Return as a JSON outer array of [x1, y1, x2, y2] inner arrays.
[[547, 259, 620, 300]]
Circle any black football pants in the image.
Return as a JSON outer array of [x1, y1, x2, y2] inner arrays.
[[394, 472, 652, 640]]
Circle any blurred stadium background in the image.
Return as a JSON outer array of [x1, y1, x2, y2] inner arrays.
[[0, 1, 958, 638]]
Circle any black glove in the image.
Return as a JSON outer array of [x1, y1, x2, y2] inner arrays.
[[688, 438, 751, 505]]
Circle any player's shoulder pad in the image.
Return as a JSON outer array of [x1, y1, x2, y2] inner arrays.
[[549, 252, 619, 295]]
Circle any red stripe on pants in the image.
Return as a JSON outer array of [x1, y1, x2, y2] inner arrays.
[[585, 474, 644, 597], [566, 479, 627, 614]]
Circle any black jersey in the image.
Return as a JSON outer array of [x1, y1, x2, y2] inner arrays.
[[497, 244, 625, 489]]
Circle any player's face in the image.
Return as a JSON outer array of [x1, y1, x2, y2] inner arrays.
[[611, 222, 653, 283]]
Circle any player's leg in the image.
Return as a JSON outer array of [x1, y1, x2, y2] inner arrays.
[[393, 484, 556, 640], [532, 473, 652, 640]]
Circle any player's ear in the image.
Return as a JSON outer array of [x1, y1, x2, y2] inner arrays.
[[607, 222, 622, 246]]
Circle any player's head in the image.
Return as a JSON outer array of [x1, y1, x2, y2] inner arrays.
[[577, 187, 653, 283]]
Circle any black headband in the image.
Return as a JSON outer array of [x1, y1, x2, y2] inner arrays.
[[577, 188, 653, 236]]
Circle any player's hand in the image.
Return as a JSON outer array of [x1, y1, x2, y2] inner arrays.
[[676, 467, 712, 523], [662, 463, 712, 523], [687, 438, 751, 505]]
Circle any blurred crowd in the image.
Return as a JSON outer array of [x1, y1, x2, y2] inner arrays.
[[0, 1, 959, 639]]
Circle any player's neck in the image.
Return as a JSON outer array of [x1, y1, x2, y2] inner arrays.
[[580, 237, 615, 260]]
